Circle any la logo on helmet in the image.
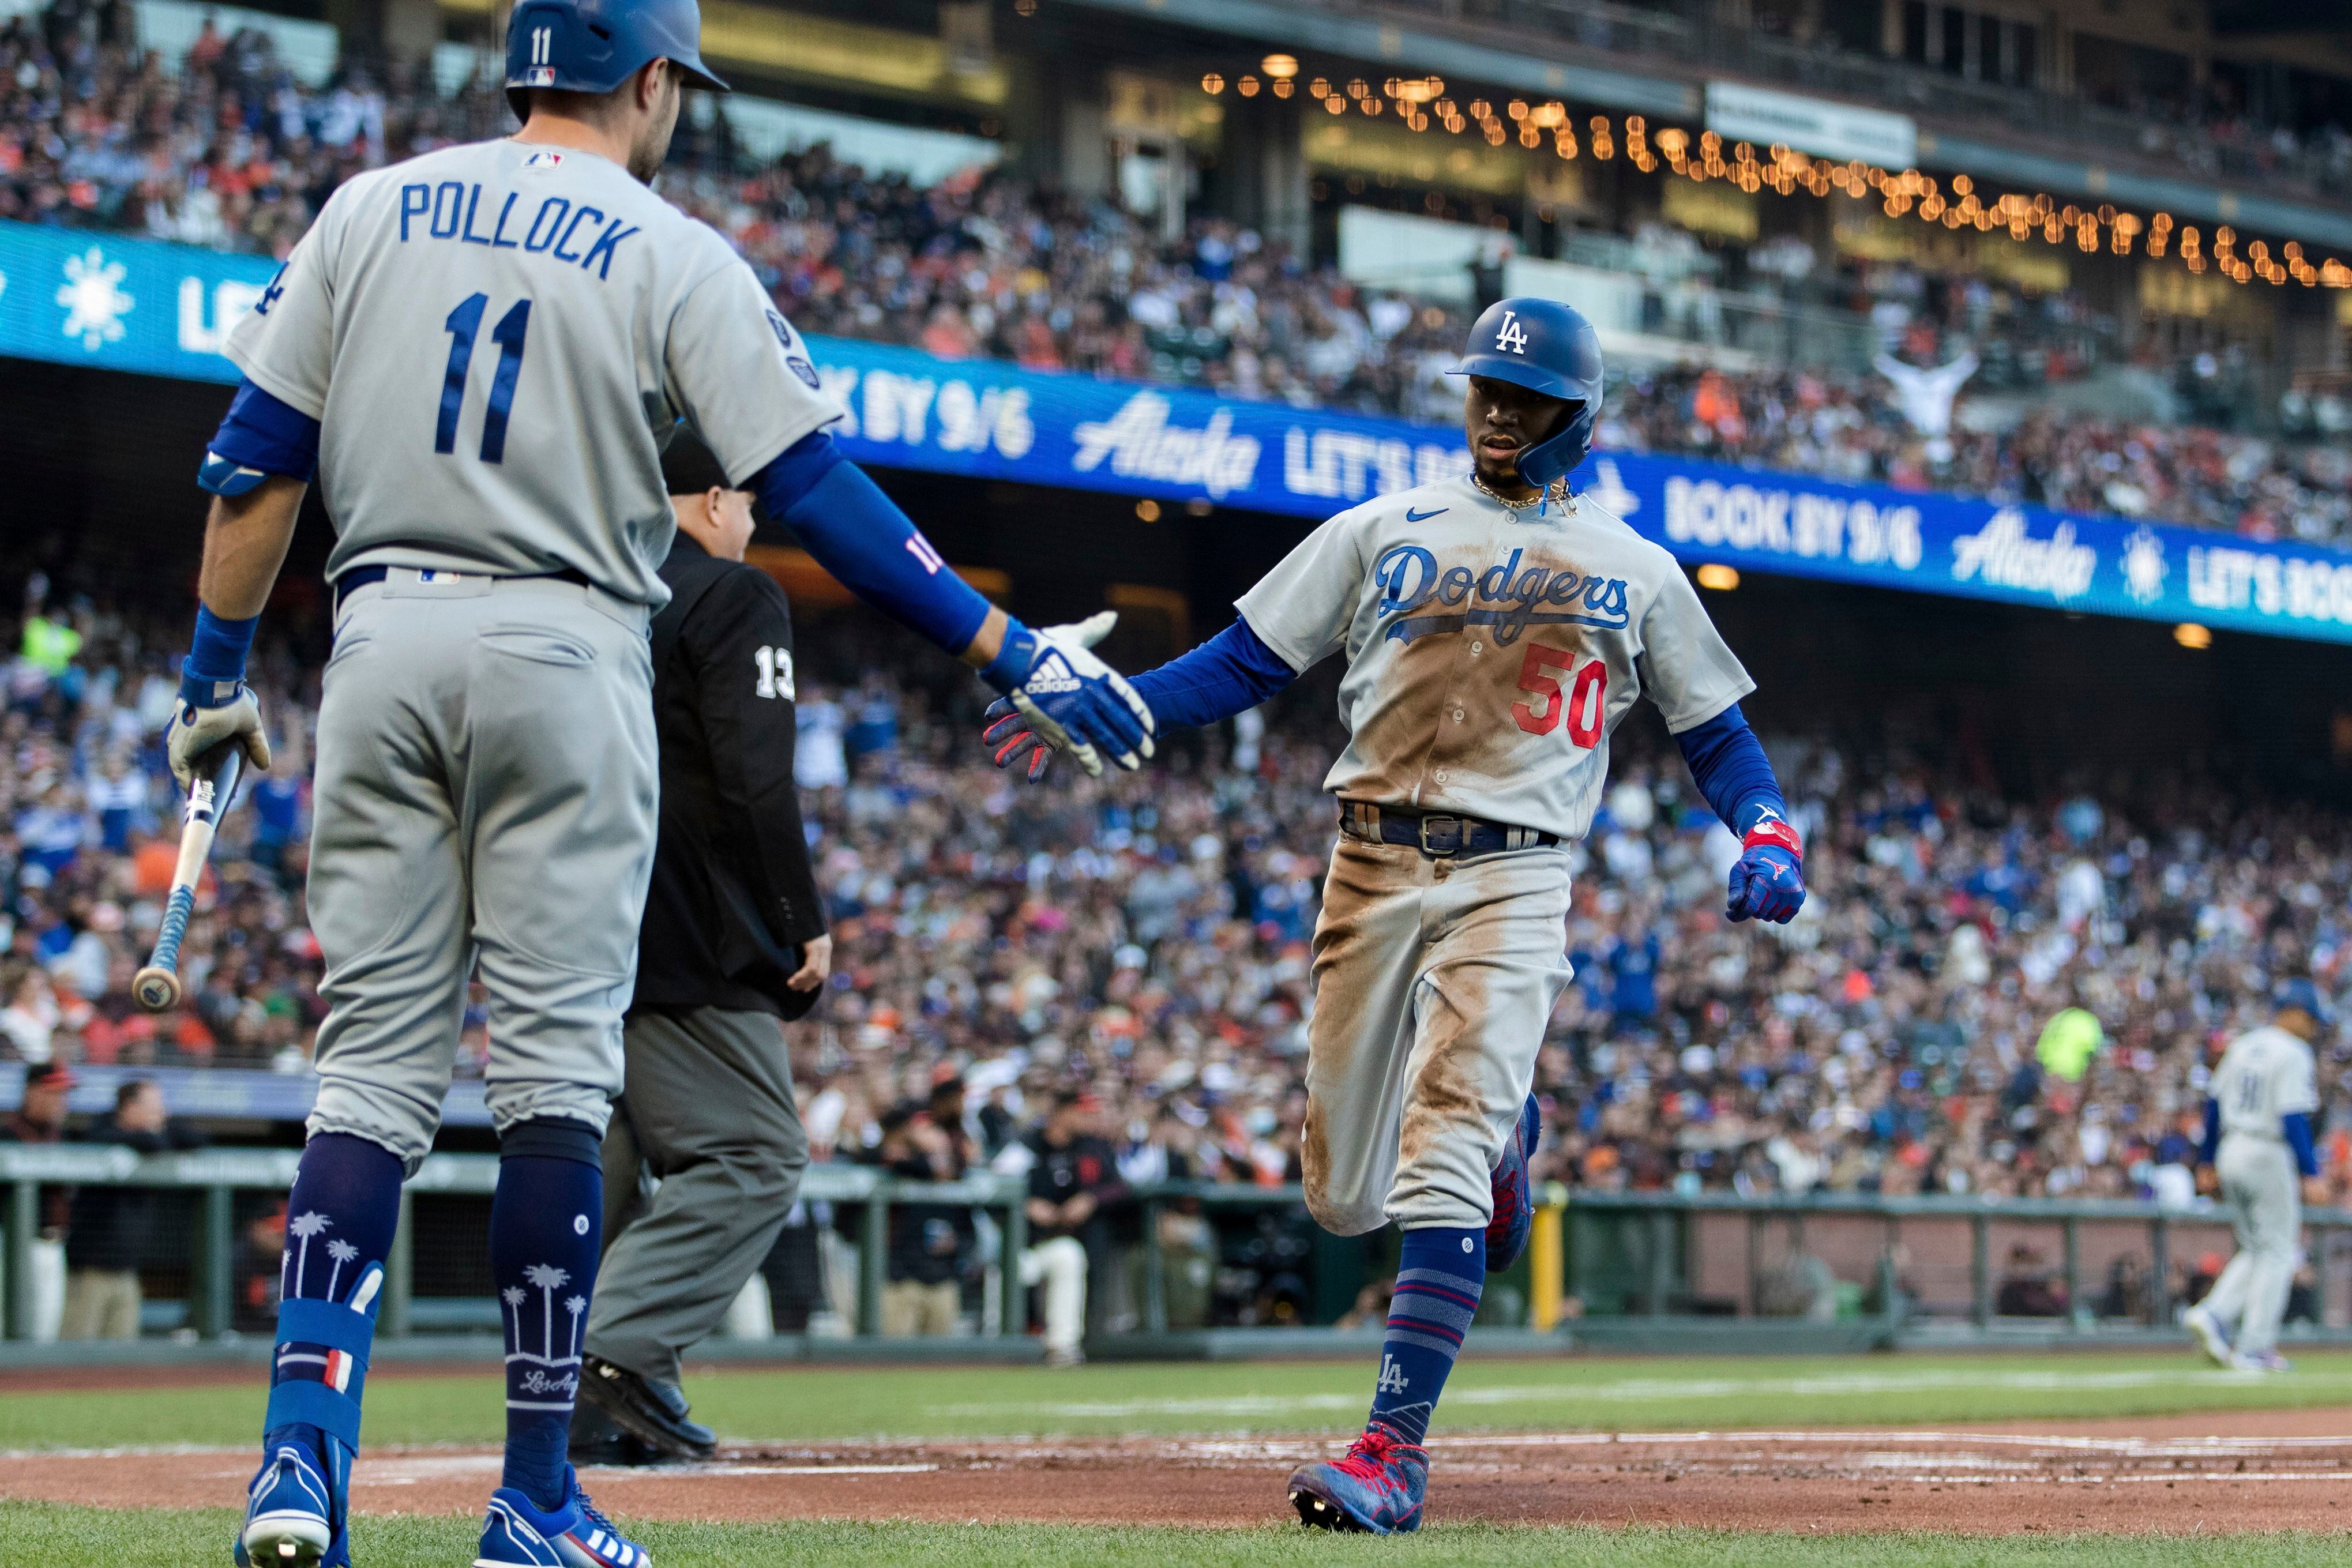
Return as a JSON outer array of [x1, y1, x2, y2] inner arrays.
[[1493, 310, 1528, 354]]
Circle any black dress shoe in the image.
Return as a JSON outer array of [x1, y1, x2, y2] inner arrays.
[[568, 1397, 659, 1467], [578, 1353, 718, 1461]]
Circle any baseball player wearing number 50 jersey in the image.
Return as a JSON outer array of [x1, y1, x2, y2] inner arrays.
[[2185, 979, 2330, 1374], [987, 298, 1806, 1533], [163, 3, 1153, 1565]]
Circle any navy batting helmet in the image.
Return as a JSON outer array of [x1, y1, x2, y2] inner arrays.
[[506, 0, 728, 121], [1448, 298, 1605, 489]]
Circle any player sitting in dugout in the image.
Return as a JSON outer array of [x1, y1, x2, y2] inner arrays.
[[983, 297, 1805, 1535]]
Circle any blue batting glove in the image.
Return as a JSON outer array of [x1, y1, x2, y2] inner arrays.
[[979, 611, 1155, 778], [1727, 844, 1805, 923]]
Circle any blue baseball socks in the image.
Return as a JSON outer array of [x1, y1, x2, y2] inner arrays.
[[265, 1133, 402, 1459], [256, 1131, 403, 1564], [1366, 1227, 1486, 1446], [492, 1118, 605, 1511]]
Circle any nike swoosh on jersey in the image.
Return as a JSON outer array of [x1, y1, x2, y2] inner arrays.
[[1404, 507, 1448, 522]]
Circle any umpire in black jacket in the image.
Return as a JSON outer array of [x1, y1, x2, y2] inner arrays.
[[571, 434, 829, 1463]]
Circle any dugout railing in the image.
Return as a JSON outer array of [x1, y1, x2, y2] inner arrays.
[[8, 1145, 2352, 1354]]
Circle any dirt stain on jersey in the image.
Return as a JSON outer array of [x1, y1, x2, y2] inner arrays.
[[1342, 626, 1464, 809]]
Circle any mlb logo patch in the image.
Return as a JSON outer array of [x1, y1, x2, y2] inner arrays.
[[522, 148, 563, 171], [523, 67, 556, 87]]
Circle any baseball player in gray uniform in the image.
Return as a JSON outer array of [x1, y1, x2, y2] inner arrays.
[[2185, 979, 2329, 1373], [164, 3, 1151, 1563], [986, 298, 1806, 1532]]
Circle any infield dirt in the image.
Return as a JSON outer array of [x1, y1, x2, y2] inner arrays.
[[9, 1409, 2352, 1535]]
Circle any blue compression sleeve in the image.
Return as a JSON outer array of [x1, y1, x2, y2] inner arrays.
[[1675, 703, 1784, 836], [2200, 1099, 2222, 1166], [752, 433, 999, 663], [2284, 1112, 2319, 1178], [198, 378, 320, 494], [1129, 618, 1297, 730]]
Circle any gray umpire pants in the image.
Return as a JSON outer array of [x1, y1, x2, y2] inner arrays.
[[307, 571, 657, 1171], [584, 1005, 809, 1387], [2203, 1133, 2301, 1357]]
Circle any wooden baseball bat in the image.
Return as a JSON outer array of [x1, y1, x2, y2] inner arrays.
[[133, 747, 245, 1012]]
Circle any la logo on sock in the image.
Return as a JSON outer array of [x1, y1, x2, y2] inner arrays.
[[1376, 1354, 1411, 1394]]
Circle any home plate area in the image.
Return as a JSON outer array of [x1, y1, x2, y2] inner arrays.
[[13, 1411, 2352, 1533]]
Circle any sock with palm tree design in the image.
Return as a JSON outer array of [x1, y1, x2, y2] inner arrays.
[[493, 1118, 604, 1511], [264, 1131, 402, 1469]]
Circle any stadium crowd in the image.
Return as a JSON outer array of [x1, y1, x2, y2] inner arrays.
[[7, 591, 2350, 1231], [6, 3, 2351, 548]]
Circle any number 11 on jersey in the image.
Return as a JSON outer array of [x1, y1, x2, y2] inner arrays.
[[437, 294, 533, 463]]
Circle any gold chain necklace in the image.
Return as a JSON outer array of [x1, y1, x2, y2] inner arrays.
[[1471, 472, 1569, 512]]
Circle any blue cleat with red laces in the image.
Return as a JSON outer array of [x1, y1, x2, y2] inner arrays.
[[1288, 1427, 1428, 1534], [1486, 1093, 1541, 1273]]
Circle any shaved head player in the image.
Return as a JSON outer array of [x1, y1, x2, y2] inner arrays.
[[164, 1, 1152, 1564], [986, 298, 1806, 1532]]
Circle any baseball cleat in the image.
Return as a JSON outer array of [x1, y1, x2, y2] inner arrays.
[[1486, 1093, 1542, 1273], [2232, 1349, 2291, 1374], [2184, 1304, 2233, 1368], [1287, 1427, 1427, 1534], [234, 1445, 334, 1568], [475, 1467, 651, 1567]]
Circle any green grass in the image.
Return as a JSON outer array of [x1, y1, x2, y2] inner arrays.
[[6, 1506, 2347, 1568], [7, 1352, 2352, 1452]]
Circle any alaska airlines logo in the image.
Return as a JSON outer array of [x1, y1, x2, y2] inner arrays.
[[1375, 546, 1630, 644]]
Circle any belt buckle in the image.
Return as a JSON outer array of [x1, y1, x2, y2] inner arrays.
[[1417, 814, 1463, 856]]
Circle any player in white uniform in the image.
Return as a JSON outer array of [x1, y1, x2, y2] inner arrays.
[[985, 299, 1806, 1531], [2185, 979, 2328, 1373], [164, 3, 1151, 1563]]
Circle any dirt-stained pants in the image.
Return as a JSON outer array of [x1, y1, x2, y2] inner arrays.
[[1301, 833, 1573, 1235]]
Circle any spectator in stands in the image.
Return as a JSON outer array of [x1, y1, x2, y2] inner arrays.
[[62, 1077, 201, 1337], [876, 1089, 975, 1337], [0, 1058, 75, 1340], [1011, 1089, 1123, 1366]]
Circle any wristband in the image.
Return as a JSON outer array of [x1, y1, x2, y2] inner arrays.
[[978, 620, 1039, 692], [1742, 815, 1803, 859], [181, 605, 258, 708]]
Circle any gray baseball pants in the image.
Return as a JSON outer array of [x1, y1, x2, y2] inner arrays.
[[305, 570, 657, 1171], [1301, 834, 1575, 1235], [2203, 1134, 2301, 1358], [585, 1005, 809, 1386]]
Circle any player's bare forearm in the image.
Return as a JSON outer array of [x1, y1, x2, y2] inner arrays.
[[959, 606, 1010, 670], [197, 477, 306, 619]]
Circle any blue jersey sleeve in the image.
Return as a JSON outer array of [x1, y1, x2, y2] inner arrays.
[[751, 432, 998, 662], [198, 378, 321, 495], [1674, 702, 1785, 837], [1128, 617, 1297, 731], [2200, 1098, 2222, 1166], [2284, 1111, 2319, 1178]]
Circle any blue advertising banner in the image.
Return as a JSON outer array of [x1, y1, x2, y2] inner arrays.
[[5, 217, 2349, 645]]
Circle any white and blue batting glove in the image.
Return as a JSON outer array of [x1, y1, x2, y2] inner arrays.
[[1727, 814, 1805, 924], [983, 611, 1155, 779], [166, 678, 271, 792]]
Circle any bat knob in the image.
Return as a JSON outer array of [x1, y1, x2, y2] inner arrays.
[[133, 965, 182, 1013]]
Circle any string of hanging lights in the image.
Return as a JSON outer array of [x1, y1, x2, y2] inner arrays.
[[1193, 59, 2351, 291]]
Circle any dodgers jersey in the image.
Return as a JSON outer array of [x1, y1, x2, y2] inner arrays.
[[226, 139, 840, 609], [2212, 1025, 2320, 1140], [1238, 474, 1753, 841]]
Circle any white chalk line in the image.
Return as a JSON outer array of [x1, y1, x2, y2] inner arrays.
[[931, 1366, 2352, 1420]]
